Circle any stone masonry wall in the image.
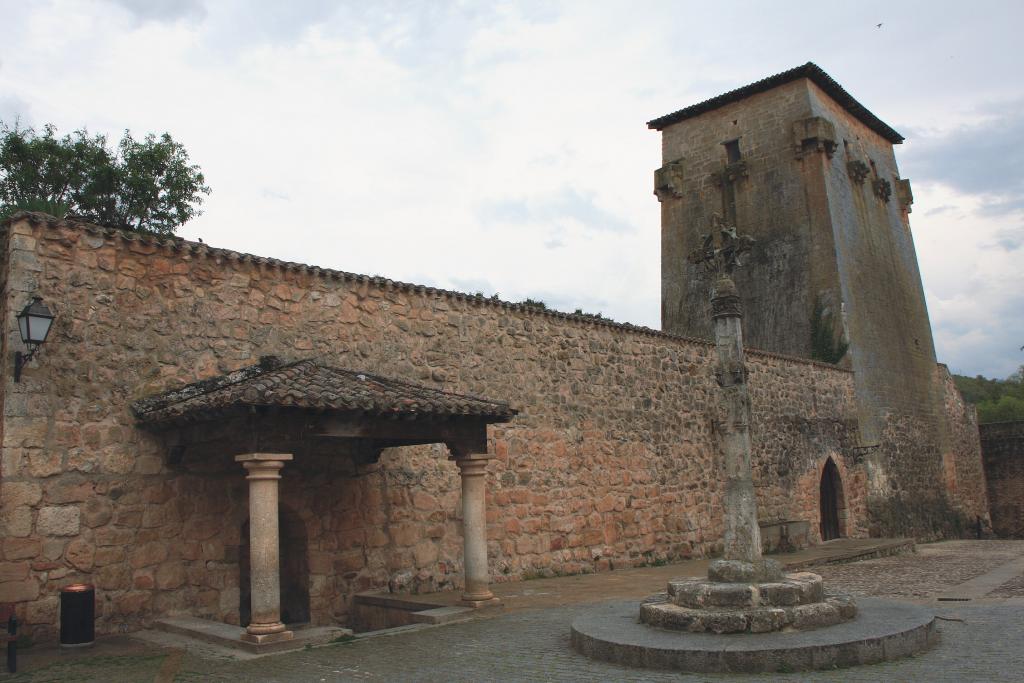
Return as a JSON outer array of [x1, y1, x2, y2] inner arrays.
[[980, 421, 1024, 538], [937, 365, 991, 526], [0, 215, 870, 641]]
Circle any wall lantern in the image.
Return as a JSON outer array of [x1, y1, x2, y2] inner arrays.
[[14, 297, 55, 382]]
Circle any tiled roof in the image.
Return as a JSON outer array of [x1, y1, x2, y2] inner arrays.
[[647, 62, 903, 144], [132, 357, 517, 425]]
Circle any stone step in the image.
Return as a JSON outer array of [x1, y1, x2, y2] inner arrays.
[[668, 573, 824, 609], [782, 538, 915, 570], [154, 616, 351, 655], [350, 592, 475, 632]]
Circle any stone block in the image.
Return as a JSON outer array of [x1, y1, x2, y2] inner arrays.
[[114, 592, 152, 617], [413, 540, 439, 567], [790, 601, 842, 630], [155, 562, 187, 590], [702, 611, 749, 634], [37, 506, 81, 536], [133, 570, 155, 590], [706, 558, 781, 583], [705, 583, 758, 608], [94, 546, 126, 567], [25, 596, 59, 625], [41, 539, 65, 560], [3, 537, 42, 560], [27, 450, 64, 477], [80, 497, 114, 528], [3, 506, 34, 537], [792, 573, 824, 603], [131, 541, 169, 569], [0, 578, 40, 602], [3, 418, 48, 448], [759, 581, 802, 606], [65, 539, 95, 571], [0, 561, 30, 582], [829, 593, 858, 620], [45, 479, 95, 504], [95, 564, 132, 590], [1, 481, 42, 507], [748, 607, 788, 633], [95, 526, 134, 546]]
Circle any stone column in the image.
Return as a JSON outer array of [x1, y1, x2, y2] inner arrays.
[[235, 453, 294, 644], [455, 457, 498, 606], [710, 276, 763, 565]]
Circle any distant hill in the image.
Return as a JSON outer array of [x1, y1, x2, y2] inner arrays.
[[954, 366, 1024, 423]]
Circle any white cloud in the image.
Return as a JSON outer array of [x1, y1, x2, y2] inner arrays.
[[1, 0, 1022, 375]]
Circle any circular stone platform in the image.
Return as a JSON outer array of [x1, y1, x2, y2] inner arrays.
[[571, 597, 936, 673]]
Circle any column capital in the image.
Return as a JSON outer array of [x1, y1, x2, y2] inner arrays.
[[236, 453, 292, 481], [234, 453, 293, 463], [455, 457, 490, 476]]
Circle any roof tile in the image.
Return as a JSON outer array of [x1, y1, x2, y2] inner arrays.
[[132, 357, 517, 426], [647, 62, 903, 144]]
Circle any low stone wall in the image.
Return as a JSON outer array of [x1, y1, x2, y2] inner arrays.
[[980, 421, 1024, 538], [0, 214, 974, 640]]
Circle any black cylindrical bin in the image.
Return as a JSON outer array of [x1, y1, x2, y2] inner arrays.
[[60, 583, 95, 647]]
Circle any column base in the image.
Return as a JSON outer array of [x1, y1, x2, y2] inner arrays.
[[460, 594, 502, 608], [241, 629, 294, 645]]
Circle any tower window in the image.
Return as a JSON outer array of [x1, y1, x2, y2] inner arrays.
[[724, 139, 742, 164]]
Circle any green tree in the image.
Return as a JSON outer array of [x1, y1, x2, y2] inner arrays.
[[0, 121, 209, 235], [955, 364, 1024, 423]]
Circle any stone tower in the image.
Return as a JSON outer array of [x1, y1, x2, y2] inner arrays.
[[650, 64, 946, 480]]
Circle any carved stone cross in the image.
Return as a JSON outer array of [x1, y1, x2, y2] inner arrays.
[[690, 216, 768, 572], [687, 214, 755, 277]]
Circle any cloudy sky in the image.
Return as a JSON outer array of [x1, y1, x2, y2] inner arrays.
[[1, 0, 1021, 378]]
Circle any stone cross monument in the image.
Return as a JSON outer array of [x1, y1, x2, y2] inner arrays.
[[687, 216, 772, 577]]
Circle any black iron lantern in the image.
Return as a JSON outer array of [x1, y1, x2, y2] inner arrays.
[[14, 297, 55, 382]]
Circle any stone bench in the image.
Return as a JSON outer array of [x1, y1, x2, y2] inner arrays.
[[759, 519, 811, 554]]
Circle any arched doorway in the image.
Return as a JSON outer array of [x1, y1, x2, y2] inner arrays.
[[240, 506, 311, 626], [819, 458, 845, 541]]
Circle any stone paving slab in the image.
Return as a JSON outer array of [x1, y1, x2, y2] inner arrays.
[[2, 540, 1020, 682]]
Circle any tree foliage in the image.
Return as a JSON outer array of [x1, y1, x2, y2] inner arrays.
[[810, 298, 848, 364], [0, 121, 210, 235], [954, 365, 1024, 423]]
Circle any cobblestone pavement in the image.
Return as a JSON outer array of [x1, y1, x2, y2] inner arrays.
[[6, 541, 1024, 682], [813, 540, 1024, 600]]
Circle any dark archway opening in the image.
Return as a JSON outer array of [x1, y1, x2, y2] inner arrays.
[[820, 458, 845, 541], [239, 507, 311, 626]]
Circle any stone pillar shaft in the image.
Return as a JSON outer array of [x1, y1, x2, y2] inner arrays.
[[456, 458, 495, 606], [711, 276, 763, 564], [235, 453, 294, 645]]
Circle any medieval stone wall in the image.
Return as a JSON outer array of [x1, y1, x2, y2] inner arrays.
[[937, 365, 990, 525], [980, 421, 1024, 538], [0, 215, 870, 640]]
